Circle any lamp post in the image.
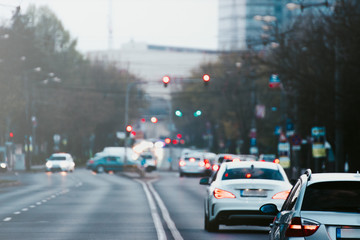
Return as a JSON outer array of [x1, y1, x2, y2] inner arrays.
[[22, 64, 41, 171]]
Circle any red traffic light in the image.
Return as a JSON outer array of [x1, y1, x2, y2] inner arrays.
[[9, 132, 14, 138], [203, 74, 210, 82], [126, 125, 133, 132], [176, 133, 182, 139], [162, 76, 170, 87], [202, 74, 210, 86]]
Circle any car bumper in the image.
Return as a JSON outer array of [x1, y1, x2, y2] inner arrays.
[[209, 198, 284, 226]]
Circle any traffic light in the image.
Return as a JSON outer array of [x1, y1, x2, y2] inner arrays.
[[151, 117, 158, 123], [202, 74, 210, 86], [194, 110, 202, 117], [175, 110, 183, 117], [162, 75, 170, 87], [126, 125, 132, 137], [164, 138, 171, 144]]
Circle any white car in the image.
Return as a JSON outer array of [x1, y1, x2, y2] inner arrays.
[[46, 153, 75, 172], [260, 170, 360, 240], [179, 151, 212, 177], [200, 161, 292, 232]]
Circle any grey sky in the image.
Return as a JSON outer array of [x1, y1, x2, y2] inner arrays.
[[0, 0, 218, 52]]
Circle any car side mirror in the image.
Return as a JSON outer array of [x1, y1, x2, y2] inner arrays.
[[259, 204, 279, 215], [199, 177, 210, 185]]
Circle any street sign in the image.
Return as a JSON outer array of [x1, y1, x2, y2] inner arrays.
[[269, 74, 281, 88]]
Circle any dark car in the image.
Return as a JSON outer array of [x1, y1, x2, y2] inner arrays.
[[86, 155, 136, 173]]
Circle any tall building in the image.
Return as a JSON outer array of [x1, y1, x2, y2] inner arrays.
[[218, 0, 332, 51]]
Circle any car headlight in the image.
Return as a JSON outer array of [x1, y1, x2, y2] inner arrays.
[[46, 162, 53, 168], [0, 163, 7, 169]]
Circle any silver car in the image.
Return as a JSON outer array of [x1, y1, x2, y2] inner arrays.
[[260, 170, 360, 239]]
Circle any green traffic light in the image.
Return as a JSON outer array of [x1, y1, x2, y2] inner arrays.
[[194, 110, 202, 117], [175, 110, 183, 117]]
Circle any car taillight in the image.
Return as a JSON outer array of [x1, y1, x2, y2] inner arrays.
[[213, 188, 236, 199], [273, 158, 280, 164], [199, 161, 205, 167], [272, 190, 290, 199], [88, 160, 94, 164], [212, 164, 219, 171], [285, 217, 320, 237], [205, 163, 211, 169], [179, 160, 186, 167], [232, 158, 240, 162]]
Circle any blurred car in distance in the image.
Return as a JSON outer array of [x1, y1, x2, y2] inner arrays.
[[139, 152, 157, 172], [0, 161, 7, 172], [200, 161, 292, 232], [237, 154, 257, 162], [45, 153, 75, 172], [179, 151, 212, 177], [260, 170, 360, 240], [258, 154, 279, 164], [86, 154, 137, 173], [215, 154, 239, 164]]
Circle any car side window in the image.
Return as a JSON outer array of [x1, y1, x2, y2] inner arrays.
[[116, 157, 124, 163], [281, 179, 302, 211]]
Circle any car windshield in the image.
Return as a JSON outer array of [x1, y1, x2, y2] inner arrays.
[[48, 156, 66, 161], [222, 167, 284, 181], [301, 181, 360, 213]]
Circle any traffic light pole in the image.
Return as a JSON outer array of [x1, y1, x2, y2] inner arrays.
[[124, 82, 137, 164]]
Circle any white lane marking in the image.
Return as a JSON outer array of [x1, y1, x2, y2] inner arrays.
[[29, 205, 36, 208], [148, 180, 184, 240], [36, 202, 42, 205], [3, 217, 12, 222], [135, 179, 167, 240], [22, 208, 28, 212], [14, 212, 21, 215]]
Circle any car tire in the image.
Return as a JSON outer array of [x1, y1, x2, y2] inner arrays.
[[96, 165, 105, 173], [179, 172, 184, 177], [207, 219, 219, 232]]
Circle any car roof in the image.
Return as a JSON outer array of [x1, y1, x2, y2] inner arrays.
[[51, 153, 71, 156], [221, 161, 280, 170], [308, 172, 360, 184]]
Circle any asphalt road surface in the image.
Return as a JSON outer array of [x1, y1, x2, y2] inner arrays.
[[0, 169, 269, 240]]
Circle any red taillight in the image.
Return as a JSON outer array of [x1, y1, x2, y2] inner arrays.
[[88, 160, 94, 164], [212, 164, 219, 171], [246, 173, 252, 178], [179, 160, 186, 167], [260, 160, 266, 162], [232, 158, 240, 162], [199, 161, 205, 167], [189, 157, 195, 162], [272, 190, 290, 200], [213, 188, 236, 199], [274, 158, 280, 164], [285, 217, 320, 237], [205, 163, 211, 169]]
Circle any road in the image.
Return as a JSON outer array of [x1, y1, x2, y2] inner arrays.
[[0, 169, 269, 240]]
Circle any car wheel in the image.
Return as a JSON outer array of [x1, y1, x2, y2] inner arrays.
[[96, 165, 105, 173], [179, 172, 184, 177], [207, 219, 219, 232]]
